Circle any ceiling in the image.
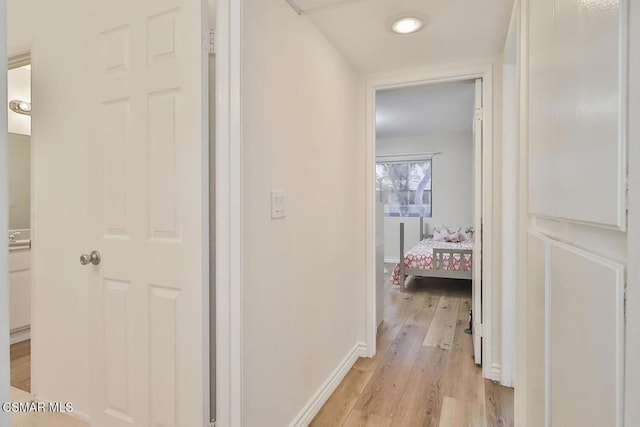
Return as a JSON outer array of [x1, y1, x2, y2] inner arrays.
[[375, 80, 475, 140], [302, 0, 514, 73]]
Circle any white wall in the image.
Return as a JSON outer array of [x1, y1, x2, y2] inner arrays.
[[241, 0, 365, 425], [8, 133, 29, 230], [377, 134, 473, 262], [9, 0, 91, 414]]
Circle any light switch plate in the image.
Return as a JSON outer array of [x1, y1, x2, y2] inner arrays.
[[271, 190, 286, 219]]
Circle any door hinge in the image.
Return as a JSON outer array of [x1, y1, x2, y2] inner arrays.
[[625, 178, 629, 213], [208, 28, 216, 55], [475, 323, 483, 337], [475, 107, 484, 121]]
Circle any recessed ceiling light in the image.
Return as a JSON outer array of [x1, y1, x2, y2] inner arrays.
[[391, 16, 424, 35]]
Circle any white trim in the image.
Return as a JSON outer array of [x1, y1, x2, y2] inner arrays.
[[9, 327, 30, 345], [201, 2, 212, 424], [473, 77, 483, 365], [365, 63, 495, 374], [618, 0, 629, 233], [375, 152, 440, 162], [626, 0, 640, 424], [544, 239, 552, 427], [284, 0, 363, 15], [490, 363, 502, 381], [500, 0, 520, 388], [32, 394, 91, 423], [288, 342, 367, 427], [515, 0, 529, 424], [215, 0, 243, 425], [7, 51, 29, 69], [0, 3, 9, 424]]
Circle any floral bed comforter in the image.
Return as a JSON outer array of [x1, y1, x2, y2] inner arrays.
[[392, 239, 473, 285]]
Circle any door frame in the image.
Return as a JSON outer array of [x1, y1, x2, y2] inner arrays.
[[501, 0, 521, 388], [364, 64, 496, 379], [0, 1, 10, 423], [625, 0, 640, 424], [214, 0, 243, 425]]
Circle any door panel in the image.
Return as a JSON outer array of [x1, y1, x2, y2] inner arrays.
[[549, 242, 624, 427], [102, 279, 134, 423], [89, 1, 207, 426], [528, 0, 625, 228]]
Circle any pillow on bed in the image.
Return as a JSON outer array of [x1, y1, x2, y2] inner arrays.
[[444, 233, 462, 243], [443, 226, 463, 243], [432, 226, 446, 241]]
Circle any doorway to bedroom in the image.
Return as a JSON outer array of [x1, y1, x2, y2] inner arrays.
[[312, 69, 507, 425], [362, 67, 501, 423], [373, 77, 483, 363]]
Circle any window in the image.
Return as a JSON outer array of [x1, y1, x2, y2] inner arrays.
[[376, 157, 432, 217]]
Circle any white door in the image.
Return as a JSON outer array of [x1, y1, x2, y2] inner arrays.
[[87, 1, 208, 426], [472, 78, 483, 365], [524, 0, 627, 425]]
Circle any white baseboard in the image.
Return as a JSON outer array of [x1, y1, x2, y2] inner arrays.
[[289, 342, 367, 427], [33, 394, 91, 423], [384, 257, 400, 264], [490, 363, 502, 382], [10, 327, 30, 345]]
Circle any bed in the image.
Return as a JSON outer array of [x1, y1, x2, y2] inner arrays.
[[392, 219, 474, 292]]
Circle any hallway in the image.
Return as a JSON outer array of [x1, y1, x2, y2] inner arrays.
[[311, 273, 513, 426]]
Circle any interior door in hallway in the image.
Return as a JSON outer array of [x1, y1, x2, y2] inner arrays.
[[87, 0, 208, 425], [524, 0, 627, 425]]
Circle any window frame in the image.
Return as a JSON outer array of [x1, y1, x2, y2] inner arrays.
[[375, 152, 437, 218]]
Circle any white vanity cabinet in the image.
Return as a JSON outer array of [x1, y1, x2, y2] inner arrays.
[[9, 240, 31, 343]]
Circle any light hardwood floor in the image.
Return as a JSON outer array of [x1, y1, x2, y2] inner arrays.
[[311, 268, 514, 427], [10, 340, 30, 393], [7, 276, 513, 426], [9, 341, 87, 426]]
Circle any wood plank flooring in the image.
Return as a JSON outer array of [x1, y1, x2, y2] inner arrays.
[[10, 339, 31, 393], [6, 272, 514, 426], [311, 267, 514, 426]]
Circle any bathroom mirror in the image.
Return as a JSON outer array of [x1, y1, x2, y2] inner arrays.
[[7, 63, 31, 233]]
